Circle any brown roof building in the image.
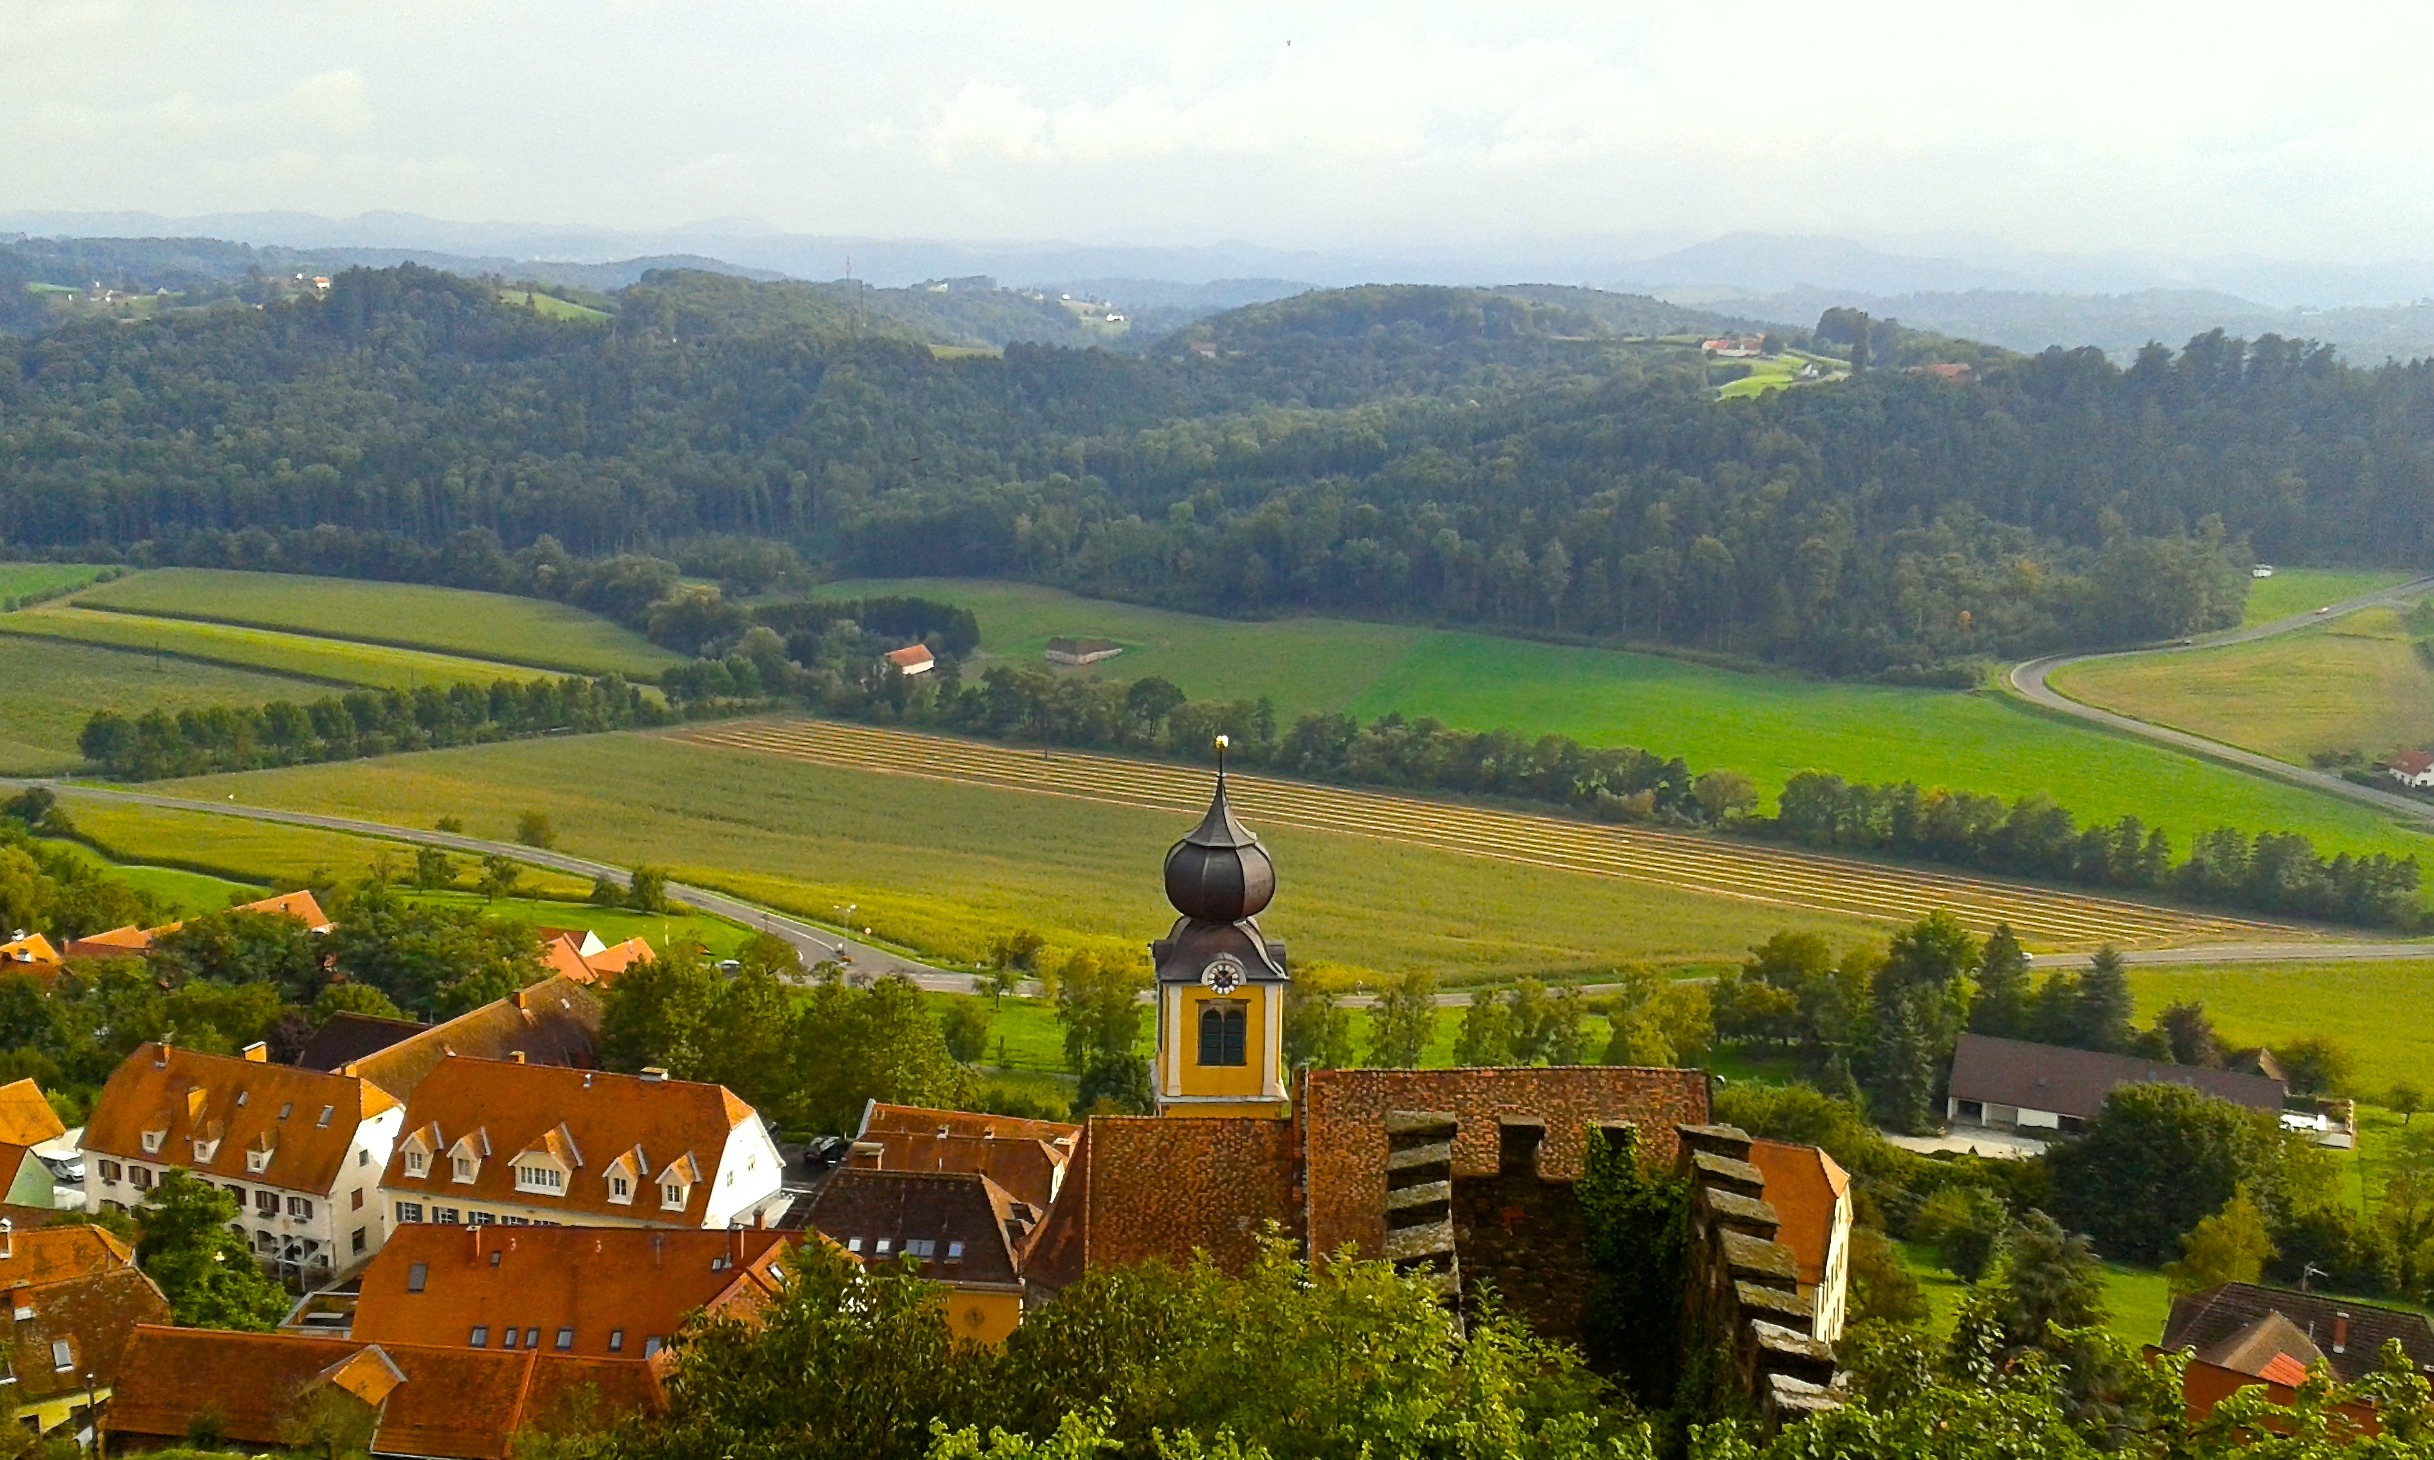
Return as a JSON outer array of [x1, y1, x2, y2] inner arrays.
[[344, 975, 603, 1101], [352, 1224, 793, 1360], [849, 1101, 1081, 1212], [0, 1078, 66, 1209], [80, 1042, 403, 1282], [2163, 1282, 2434, 1386], [296, 1012, 427, 1074], [0, 1222, 172, 1442], [1746, 1139, 1854, 1342], [1947, 1033, 2287, 1134], [380, 1058, 783, 1232], [62, 889, 333, 961], [104, 1326, 664, 1459], [799, 1168, 1032, 1342]]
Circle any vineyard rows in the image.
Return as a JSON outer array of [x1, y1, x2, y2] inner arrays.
[[678, 718, 2297, 951]]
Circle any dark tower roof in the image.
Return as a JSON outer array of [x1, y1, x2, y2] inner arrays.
[[1162, 773, 1275, 924]]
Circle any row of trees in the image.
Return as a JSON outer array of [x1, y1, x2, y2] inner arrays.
[[1769, 772, 2423, 927], [78, 673, 667, 779]]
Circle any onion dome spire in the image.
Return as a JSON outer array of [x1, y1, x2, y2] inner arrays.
[[1162, 736, 1275, 923]]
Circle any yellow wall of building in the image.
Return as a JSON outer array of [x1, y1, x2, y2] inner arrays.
[[943, 1287, 1024, 1345], [1173, 987, 1274, 1099]]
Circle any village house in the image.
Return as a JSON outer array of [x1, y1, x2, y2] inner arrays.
[[0, 1221, 172, 1443], [2389, 748, 2434, 790], [343, 1224, 795, 1359], [849, 1100, 1080, 1212], [1946, 1032, 2288, 1140], [1745, 1139, 1854, 1344], [0, 933, 60, 975], [301, 973, 604, 1102], [2158, 1282, 2434, 1431], [884, 643, 935, 676], [81, 1042, 403, 1282], [61, 888, 332, 960], [379, 1058, 785, 1233], [0, 1078, 72, 1210], [798, 1167, 1034, 1342], [104, 1326, 664, 1459]]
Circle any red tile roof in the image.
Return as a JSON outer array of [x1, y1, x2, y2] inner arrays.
[[106, 1326, 665, 1460], [859, 1102, 1080, 1147], [352, 1224, 792, 1357], [1747, 1139, 1848, 1288], [347, 975, 601, 1099], [383, 1058, 756, 1224], [0, 1077, 64, 1148], [1028, 1117, 1298, 1290], [63, 889, 332, 960], [846, 1108, 1077, 1213], [0, 1224, 169, 1403], [84, 1043, 398, 1195], [583, 937, 654, 980]]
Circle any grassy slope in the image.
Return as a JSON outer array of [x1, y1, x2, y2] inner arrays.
[[821, 578, 2434, 869], [2127, 960, 2434, 1096], [74, 568, 681, 677], [147, 732, 1879, 981], [0, 636, 330, 775], [0, 564, 109, 599], [2055, 606, 2434, 765], [0, 603, 552, 693], [2244, 568, 2417, 626]]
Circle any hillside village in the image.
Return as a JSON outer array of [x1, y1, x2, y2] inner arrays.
[[0, 770, 2397, 1459]]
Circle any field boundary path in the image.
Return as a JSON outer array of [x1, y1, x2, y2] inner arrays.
[[2011, 574, 2434, 826], [4, 778, 986, 995], [674, 717, 2307, 953]]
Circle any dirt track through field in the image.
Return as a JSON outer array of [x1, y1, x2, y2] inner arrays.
[[673, 718, 2299, 951]]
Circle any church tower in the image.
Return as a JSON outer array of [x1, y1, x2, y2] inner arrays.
[[1152, 742, 1290, 1119]]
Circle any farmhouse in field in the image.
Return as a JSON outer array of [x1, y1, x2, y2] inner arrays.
[[1044, 636, 1124, 665], [884, 644, 935, 675], [2388, 748, 2434, 789], [1946, 1032, 2287, 1137]]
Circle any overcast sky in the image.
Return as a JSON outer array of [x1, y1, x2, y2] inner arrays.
[[9, 1, 2434, 262]]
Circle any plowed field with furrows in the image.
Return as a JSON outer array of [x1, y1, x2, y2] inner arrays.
[[673, 718, 2299, 950]]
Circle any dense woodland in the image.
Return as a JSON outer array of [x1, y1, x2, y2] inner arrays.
[[8, 263, 2430, 672]]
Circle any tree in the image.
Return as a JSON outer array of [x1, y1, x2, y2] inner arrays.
[[277, 1383, 379, 1460], [1953, 1211, 2105, 1365], [2276, 1036, 2356, 1096], [626, 866, 672, 913], [478, 853, 522, 901], [324, 886, 542, 1017], [412, 845, 456, 891], [599, 941, 721, 1082], [135, 1170, 289, 1331], [793, 975, 971, 1132], [1914, 1184, 2008, 1282], [589, 873, 624, 906], [2071, 946, 2135, 1054], [516, 809, 557, 849], [145, 909, 321, 1003], [2047, 1082, 2287, 1265], [1365, 969, 1437, 1068], [2376, 1126, 2434, 1297], [2162, 1188, 2275, 1294], [1966, 924, 2031, 1038], [2154, 1001, 2222, 1068], [2392, 1081, 2426, 1127], [939, 998, 993, 1065], [1049, 951, 1143, 1086], [1280, 963, 1355, 1073], [310, 981, 406, 1027], [1576, 1125, 1691, 1408], [1452, 991, 1515, 1066]]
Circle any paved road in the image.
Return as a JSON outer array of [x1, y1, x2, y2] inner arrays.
[[2010, 574, 2434, 827], [10, 778, 1003, 995]]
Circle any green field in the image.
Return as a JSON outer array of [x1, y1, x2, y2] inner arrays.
[[1894, 1240, 2170, 1346], [2128, 960, 2434, 1097], [74, 568, 680, 677], [0, 563, 112, 601], [143, 731, 1880, 981], [2243, 568, 2418, 626], [821, 578, 2434, 871], [1713, 351, 1838, 401], [0, 603, 553, 694], [498, 289, 611, 323], [2055, 606, 2434, 766], [0, 636, 336, 775]]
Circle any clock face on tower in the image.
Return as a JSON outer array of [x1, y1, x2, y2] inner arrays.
[[1200, 954, 1246, 995]]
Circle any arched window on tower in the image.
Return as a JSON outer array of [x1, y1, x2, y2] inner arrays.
[[1198, 1003, 1247, 1067]]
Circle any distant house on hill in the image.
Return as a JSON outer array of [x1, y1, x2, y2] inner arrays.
[[1946, 1032, 2286, 1138], [1702, 336, 1765, 358], [1044, 637, 1123, 666], [885, 644, 935, 676], [2389, 748, 2434, 789], [1910, 362, 1974, 382]]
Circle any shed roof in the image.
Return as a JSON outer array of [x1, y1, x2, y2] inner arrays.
[[1948, 1033, 2286, 1120]]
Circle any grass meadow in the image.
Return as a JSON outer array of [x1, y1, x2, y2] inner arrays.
[[2126, 959, 2434, 1097], [0, 563, 111, 600], [0, 603, 551, 693], [497, 289, 612, 323], [148, 731, 1882, 982], [2242, 567, 2418, 626], [0, 636, 332, 775], [821, 577, 2434, 870], [2055, 605, 2434, 766], [73, 568, 681, 678]]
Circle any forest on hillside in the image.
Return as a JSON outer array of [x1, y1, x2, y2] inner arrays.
[[0, 263, 2426, 672]]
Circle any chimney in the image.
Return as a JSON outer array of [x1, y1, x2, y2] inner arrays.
[[154, 1043, 171, 1068], [640, 1067, 670, 1082], [470, 1224, 482, 1257], [240, 1042, 268, 1063], [2334, 1312, 2350, 1354], [510, 1051, 526, 1064]]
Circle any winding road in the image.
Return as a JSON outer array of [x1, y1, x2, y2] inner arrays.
[[2010, 574, 2434, 826]]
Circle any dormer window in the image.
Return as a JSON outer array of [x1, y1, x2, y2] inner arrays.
[[609, 1175, 631, 1203], [405, 1150, 428, 1177], [661, 1182, 686, 1211], [246, 1147, 271, 1174], [316, 1106, 333, 1128], [192, 1136, 220, 1164], [452, 1156, 477, 1183], [514, 1163, 563, 1195], [139, 1130, 164, 1155]]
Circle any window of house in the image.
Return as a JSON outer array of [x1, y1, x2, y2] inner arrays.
[[97, 1160, 120, 1184], [396, 1202, 425, 1225], [247, 1148, 271, 1174], [316, 1106, 333, 1128], [524, 1328, 539, 1350], [432, 1207, 459, 1225], [1197, 1004, 1247, 1066], [946, 1241, 965, 1262], [358, 1150, 370, 1166], [875, 1239, 892, 1256], [453, 1156, 476, 1182], [468, 1326, 488, 1348], [405, 1150, 427, 1176], [287, 1196, 313, 1220], [515, 1165, 562, 1193], [472, 1211, 494, 1225], [49, 1340, 69, 1372], [846, 1238, 862, 1254], [129, 1167, 153, 1192], [278, 1103, 292, 1120], [225, 1184, 246, 1204], [555, 1328, 573, 1352], [351, 1228, 366, 1254], [643, 1337, 664, 1359], [139, 1131, 163, 1154], [255, 1190, 278, 1217], [905, 1239, 935, 1258], [502, 1327, 519, 1350], [407, 1262, 428, 1293], [350, 1189, 363, 1210], [661, 1182, 685, 1210], [610, 1174, 630, 1201], [608, 1329, 625, 1353]]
